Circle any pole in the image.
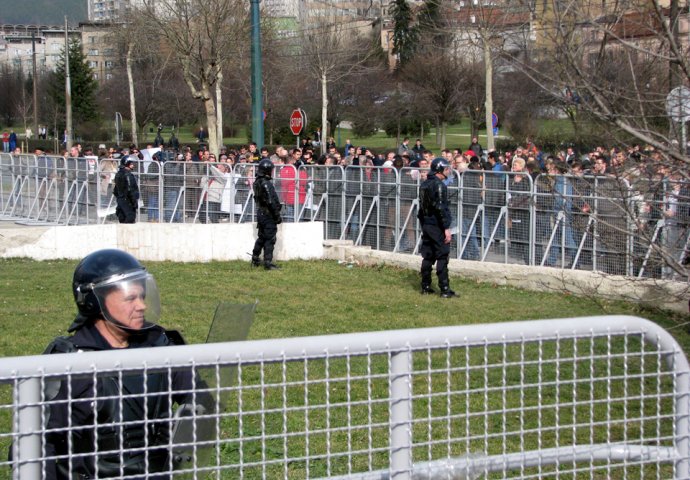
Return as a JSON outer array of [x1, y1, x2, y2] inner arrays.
[[64, 16, 73, 150], [250, 0, 264, 149], [484, 37, 494, 152], [31, 32, 38, 144]]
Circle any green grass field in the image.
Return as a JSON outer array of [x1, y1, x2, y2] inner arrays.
[[1, 258, 688, 358], [1, 258, 687, 479], [0, 259, 690, 356], [141, 116, 576, 155]]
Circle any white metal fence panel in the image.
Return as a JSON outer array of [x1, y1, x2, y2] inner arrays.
[[1, 315, 688, 479], [3, 155, 689, 281]]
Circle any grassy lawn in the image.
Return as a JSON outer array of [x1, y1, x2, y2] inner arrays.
[[1, 257, 687, 358], [1, 258, 686, 478], [133, 115, 578, 156]]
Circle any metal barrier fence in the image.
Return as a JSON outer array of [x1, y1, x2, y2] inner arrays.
[[1, 315, 688, 479], [2, 155, 688, 280]]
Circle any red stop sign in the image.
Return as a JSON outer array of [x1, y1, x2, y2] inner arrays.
[[290, 109, 304, 136]]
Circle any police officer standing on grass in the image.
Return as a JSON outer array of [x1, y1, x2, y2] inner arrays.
[[252, 159, 282, 270], [113, 157, 139, 223], [418, 158, 457, 298], [41, 249, 210, 479]]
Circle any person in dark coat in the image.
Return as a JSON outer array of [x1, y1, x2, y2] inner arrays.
[[113, 158, 139, 223], [417, 158, 457, 298], [252, 159, 283, 270], [41, 249, 212, 479]]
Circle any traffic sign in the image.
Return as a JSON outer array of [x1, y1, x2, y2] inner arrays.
[[290, 109, 306, 136], [491, 112, 499, 129], [666, 87, 690, 122]]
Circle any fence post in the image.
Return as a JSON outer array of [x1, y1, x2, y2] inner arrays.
[[389, 348, 412, 480], [14, 377, 41, 479]]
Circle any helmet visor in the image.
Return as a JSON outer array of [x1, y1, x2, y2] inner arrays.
[[92, 271, 160, 330]]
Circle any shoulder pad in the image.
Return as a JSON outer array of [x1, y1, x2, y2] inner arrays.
[[43, 336, 78, 355]]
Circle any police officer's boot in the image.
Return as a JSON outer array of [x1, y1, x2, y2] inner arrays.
[[251, 255, 261, 267], [421, 284, 435, 295], [264, 262, 280, 271], [439, 286, 457, 298]]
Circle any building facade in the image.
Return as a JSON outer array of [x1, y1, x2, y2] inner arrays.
[[0, 24, 80, 74], [0, 23, 119, 83]]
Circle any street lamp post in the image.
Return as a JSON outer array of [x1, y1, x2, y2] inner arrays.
[[250, 0, 264, 148]]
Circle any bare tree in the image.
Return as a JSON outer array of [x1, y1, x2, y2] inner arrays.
[[300, 11, 379, 154], [512, 0, 689, 161], [136, 0, 250, 154], [400, 52, 467, 150], [500, 0, 690, 306]]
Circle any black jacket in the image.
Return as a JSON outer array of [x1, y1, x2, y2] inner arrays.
[[113, 166, 139, 206], [418, 174, 452, 229], [42, 323, 197, 479], [253, 175, 282, 222]]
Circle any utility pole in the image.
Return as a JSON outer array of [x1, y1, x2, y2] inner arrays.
[[31, 32, 38, 143], [64, 16, 73, 150], [484, 37, 494, 152], [250, 0, 264, 148]]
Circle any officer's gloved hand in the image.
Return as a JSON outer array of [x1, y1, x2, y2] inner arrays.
[[275, 217, 282, 224]]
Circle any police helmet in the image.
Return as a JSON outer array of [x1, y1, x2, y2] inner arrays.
[[71, 249, 160, 332], [257, 158, 274, 178], [430, 157, 450, 176], [120, 156, 135, 168]]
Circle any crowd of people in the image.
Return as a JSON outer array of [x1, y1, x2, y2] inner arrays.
[[5, 130, 688, 278]]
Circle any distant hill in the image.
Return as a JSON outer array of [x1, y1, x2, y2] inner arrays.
[[0, 0, 87, 26]]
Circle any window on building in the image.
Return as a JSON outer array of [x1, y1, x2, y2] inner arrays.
[[88, 49, 99, 56], [106, 72, 113, 80], [105, 61, 113, 69], [89, 61, 98, 68], [93, 73, 99, 80]]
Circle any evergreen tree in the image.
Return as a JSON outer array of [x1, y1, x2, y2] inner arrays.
[[388, 0, 418, 69], [417, 0, 450, 48], [48, 38, 99, 126]]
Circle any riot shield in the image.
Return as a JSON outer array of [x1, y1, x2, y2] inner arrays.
[[171, 302, 256, 475]]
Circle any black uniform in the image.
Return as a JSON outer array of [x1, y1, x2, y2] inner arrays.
[[42, 322, 197, 479], [252, 174, 282, 267], [113, 164, 139, 223], [418, 174, 453, 293]]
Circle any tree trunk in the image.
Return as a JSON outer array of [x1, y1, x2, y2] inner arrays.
[[441, 121, 447, 150], [435, 116, 439, 146], [203, 89, 219, 156], [216, 70, 223, 153], [484, 39, 494, 152], [321, 72, 328, 156], [126, 43, 138, 147]]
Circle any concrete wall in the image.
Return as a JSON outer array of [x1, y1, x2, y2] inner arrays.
[[323, 241, 690, 314], [0, 222, 324, 263]]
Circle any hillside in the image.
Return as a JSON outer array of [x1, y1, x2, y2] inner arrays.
[[0, 0, 86, 26]]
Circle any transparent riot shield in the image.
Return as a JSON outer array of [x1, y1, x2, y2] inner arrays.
[[171, 302, 256, 474]]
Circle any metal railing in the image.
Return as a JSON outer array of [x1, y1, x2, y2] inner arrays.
[[2, 155, 688, 280], [1, 315, 688, 479]]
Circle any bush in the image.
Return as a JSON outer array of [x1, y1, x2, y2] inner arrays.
[[76, 121, 111, 143], [383, 118, 432, 138]]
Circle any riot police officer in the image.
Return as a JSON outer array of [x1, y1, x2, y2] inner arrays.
[[252, 159, 283, 270], [113, 157, 139, 223], [42, 249, 210, 479], [417, 158, 457, 298]]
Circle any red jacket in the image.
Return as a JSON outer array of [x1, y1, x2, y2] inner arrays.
[[279, 165, 307, 205]]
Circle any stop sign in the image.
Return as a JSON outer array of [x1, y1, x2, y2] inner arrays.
[[290, 109, 305, 136]]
